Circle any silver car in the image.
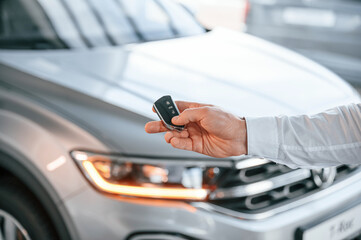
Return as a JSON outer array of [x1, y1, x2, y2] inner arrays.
[[1, 0, 361, 240]]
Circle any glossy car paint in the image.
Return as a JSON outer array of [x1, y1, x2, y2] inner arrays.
[[1, 29, 359, 154], [0, 28, 361, 239]]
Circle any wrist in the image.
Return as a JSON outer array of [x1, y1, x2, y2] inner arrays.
[[234, 117, 248, 156]]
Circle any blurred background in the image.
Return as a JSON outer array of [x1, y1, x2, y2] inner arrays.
[[179, 0, 361, 91], [177, 0, 247, 31]]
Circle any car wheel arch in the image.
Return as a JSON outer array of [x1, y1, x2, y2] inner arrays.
[[0, 109, 83, 240], [0, 148, 80, 240]]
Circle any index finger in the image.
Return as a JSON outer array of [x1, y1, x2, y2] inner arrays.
[[175, 101, 213, 113]]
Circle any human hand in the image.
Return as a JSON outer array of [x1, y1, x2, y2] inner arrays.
[[145, 101, 247, 158]]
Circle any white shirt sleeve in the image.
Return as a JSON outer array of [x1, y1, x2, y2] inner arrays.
[[245, 103, 361, 169]]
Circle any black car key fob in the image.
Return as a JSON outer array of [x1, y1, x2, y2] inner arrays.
[[153, 95, 185, 131]]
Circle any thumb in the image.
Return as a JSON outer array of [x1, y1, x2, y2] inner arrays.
[[172, 107, 209, 125]]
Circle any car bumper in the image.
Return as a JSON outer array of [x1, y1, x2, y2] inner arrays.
[[62, 172, 361, 240]]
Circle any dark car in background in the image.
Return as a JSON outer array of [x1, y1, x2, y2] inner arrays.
[[245, 0, 361, 86]]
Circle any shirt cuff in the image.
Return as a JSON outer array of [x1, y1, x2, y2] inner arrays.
[[245, 116, 279, 159]]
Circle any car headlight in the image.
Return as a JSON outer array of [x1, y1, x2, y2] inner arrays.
[[71, 151, 233, 201]]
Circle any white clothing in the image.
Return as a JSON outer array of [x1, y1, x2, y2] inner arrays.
[[246, 103, 361, 169]]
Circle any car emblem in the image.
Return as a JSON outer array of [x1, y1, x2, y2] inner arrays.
[[311, 167, 337, 188]]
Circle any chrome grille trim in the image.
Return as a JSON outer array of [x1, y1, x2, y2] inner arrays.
[[193, 167, 361, 220], [235, 157, 270, 169], [129, 234, 191, 240], [210, 169, 311, 200]]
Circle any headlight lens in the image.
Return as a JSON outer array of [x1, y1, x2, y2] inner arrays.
[[71, 151, 232, 201]]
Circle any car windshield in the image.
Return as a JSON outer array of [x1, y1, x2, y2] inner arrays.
[[0, 0, 205, 49]]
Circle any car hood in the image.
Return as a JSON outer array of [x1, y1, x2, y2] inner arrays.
[[0, 28, 359, 156]]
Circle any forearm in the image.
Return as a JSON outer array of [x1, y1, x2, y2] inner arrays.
[[246, 103, 361, 168]]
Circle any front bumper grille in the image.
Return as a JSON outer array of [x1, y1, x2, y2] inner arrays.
[[127, 232, 198, 240], [207, 158, 359, 214]]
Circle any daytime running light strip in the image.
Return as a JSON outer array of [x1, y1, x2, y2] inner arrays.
[[82, 161, 208, 200]]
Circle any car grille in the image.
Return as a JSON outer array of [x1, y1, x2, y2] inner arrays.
[[128, 233, 197, 240], [208, 158, 359, 214]]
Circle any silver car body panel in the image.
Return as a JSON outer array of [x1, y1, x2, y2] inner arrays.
[[0, 87, 109, 239], [0, 28, 359, 157]]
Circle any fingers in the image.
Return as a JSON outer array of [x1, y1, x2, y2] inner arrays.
[[164, 131, 192, 151], [174, 101, 193, 112], [164, 130, 189, 143], [148, 101, 213, 135], [151, 101, 212, 114], [172, 107, 210, 126], [170, 137, 193, 151], [175, 101, 213, 113], [145, 121, 168, 133]]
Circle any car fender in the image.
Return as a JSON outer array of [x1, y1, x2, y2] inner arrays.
[[0, 87, 109, 239]]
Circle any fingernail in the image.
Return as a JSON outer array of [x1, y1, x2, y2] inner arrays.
[[173, 116, 179, 122]]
